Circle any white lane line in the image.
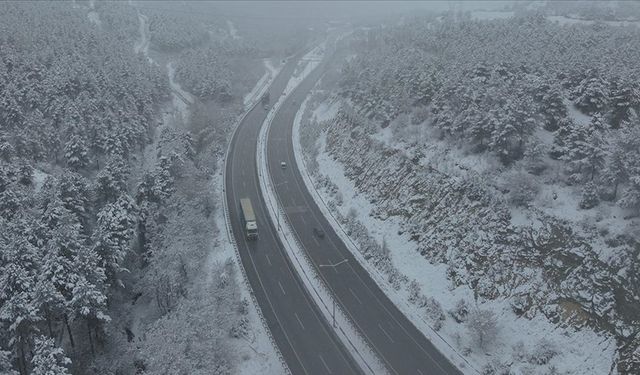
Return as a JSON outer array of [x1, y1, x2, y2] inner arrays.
[[379, 324, 395, 343], [300, 215, 307, 225], [416, 368, 425, 375], [294, 312, 305, 330], [312, 236, 320, 246], [242, 180, 246, 188], [278, 281, 286, 295], [348, 287, 363, 305], [318, 354, 332, 374], [265, 254, 272, 266]]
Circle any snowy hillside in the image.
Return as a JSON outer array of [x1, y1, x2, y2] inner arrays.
[[299, 12, 640, 375]]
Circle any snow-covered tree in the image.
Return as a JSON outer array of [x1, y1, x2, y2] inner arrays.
[[95, 155, 130, 205], [466, 309, 498, 350], [63, 135, 89, 170], [574, 76, 609, 115], [93, 193, 136, 280], [30, 336, 71, 375]]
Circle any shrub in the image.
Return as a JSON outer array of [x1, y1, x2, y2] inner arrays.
[[579, 182, 600, 209]]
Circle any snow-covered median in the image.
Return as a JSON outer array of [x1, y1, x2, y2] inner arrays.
[[293, 96, 619, 374]]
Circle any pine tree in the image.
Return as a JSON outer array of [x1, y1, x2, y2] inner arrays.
[[30, 336, 71, 375], [0, 227, 42, 374], [574, 77, 609, 115], [539, 84, 567, 131], [0, 350, 18, 375], [93, 193, 136, 280], [63, 135, 89, 170], [608, 81, 639, 129], [95, 155, 130, 205]]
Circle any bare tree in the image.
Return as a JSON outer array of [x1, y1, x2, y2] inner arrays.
[[466, 308, 498, 350]]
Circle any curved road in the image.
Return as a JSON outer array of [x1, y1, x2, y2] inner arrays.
[[265, 57, 463, 374], [225, 54, 361, 375]]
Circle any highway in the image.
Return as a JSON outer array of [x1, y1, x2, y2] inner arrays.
[[224, 53, 362, 375], [265, 56, 463, 374]]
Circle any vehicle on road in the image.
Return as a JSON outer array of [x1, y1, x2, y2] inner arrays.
[[240, 198, 258, 240], [313, 227, 325, 238], [264, 104, 269, 110], [281, 161, 287, 169]]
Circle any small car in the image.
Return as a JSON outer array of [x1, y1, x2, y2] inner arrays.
[[280, 161, 287, 169], [313, 227, 325, 238], [263, 104, 269, 110]]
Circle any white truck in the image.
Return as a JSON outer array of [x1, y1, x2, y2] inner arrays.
[[240, 198, 258, 240]]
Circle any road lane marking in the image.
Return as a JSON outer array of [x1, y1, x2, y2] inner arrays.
[[312, 236, 320, 246], [278, 281, 286, 295], [318, 354, 332, 374], [294, 312, 305, 330], [265, 254, 272, 266], [417, 368, 425, 375], [379, 324, 395, 343], [348, 287, 363, 305]]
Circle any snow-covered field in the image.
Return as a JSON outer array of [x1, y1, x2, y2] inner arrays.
[[293, 96, 619, 374]]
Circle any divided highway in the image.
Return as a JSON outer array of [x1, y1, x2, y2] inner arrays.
[[224, 54, 362, 374], [265, 60, 463, 374]]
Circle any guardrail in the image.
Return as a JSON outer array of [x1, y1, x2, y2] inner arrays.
[[256, 53, 388, 375]]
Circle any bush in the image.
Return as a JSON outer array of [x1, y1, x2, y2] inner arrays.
[[450, 298, 469, 323], [529, 338, 558, 365], [466, 309, 498, 350], [504, 170, 539, 207], [579, 182, 600, 209]]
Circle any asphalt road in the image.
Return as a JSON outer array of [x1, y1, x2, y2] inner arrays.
[[225, 53, 362, 375], [266, 58, 464, 374]]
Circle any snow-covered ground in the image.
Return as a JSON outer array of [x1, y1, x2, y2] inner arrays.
[[166, 62, 194, 122], [226, 20, 241, 40], [243, 59, 282, 110], [283, 44, 324, 95], [293, 96, 619, 374]]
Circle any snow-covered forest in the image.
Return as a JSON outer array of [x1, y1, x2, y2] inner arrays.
[[0, 1, 281, 374], [298, 6, 640, 374]]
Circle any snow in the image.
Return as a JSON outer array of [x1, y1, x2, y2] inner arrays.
[[293, 97, 619, 374], [166, 62, 193, 122], [470, 11, 514, 20], [548, 15, 640, 27], [85, 0, 101, 27], [243, 59, 282, 111], [226, 20, 241, 40], [32, 169, 49, 193], [564, 98, 592, 127], [133, 10, 153, 64], [283, 44, 324, 95]]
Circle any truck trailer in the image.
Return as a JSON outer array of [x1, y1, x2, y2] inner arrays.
[[240, 198, 258, 240]]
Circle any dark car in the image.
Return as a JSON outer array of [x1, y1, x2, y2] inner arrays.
[[313, 227, 325, 238]]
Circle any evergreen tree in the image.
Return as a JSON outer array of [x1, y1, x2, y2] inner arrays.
[[93, 193, 136, 280], [30, 336, 71, 375], [608, 81, 639, 129], [574, 76, 609, 115], [63, 135, 89, 170], [95, 155, 130, 205]]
